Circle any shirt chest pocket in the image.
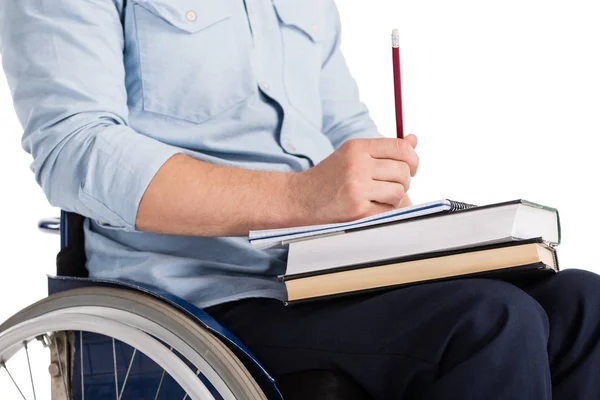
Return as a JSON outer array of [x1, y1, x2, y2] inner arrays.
[[273, 0, 325, 129], [133, 0, 254, 123]]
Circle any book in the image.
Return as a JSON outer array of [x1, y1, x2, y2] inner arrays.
[[284, 239, 559, 304], [284, 200, 560, 277], [249, 199, 476, 249]]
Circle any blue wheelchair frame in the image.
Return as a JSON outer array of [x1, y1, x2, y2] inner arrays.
[[46, 211, 284, 399]]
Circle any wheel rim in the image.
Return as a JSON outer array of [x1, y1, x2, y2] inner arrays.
[[0, 308, 234, 400]]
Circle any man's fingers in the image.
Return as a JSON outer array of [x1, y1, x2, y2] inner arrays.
[[366, 138, 419, 176], [405, 134, 418, 149], [367, 202, 396, 216], [367, 180, 406, 208], [372, 159, 411, 190]]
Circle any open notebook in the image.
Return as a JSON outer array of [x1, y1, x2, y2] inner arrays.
[[249, 199, 475, 249]]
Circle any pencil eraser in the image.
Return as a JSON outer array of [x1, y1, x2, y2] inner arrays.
[[392, 29, 400, 47]]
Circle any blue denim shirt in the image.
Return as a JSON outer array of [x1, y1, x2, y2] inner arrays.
[[0, 0, 381, 307]]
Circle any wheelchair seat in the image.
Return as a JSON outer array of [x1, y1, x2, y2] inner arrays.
[[39, 211, 371, 399]]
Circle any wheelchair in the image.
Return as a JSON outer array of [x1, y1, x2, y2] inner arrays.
[[0, 212, 370, 399]]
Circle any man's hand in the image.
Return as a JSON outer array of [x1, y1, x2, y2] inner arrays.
[[292, 135, 419, 224], [137, 135, 418, 236]]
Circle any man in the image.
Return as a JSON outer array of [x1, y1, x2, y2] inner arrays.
[[1, 1, 599, 398]]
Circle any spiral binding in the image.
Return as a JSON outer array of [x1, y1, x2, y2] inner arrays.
[[448, 200, 477, 211]]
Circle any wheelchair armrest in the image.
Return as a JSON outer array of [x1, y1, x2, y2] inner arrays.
[[38, 217, 61, 234]]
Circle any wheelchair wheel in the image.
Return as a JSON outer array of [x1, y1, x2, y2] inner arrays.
[[0, 287, 267, 400]]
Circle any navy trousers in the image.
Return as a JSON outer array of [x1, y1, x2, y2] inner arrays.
[[207, 269, 600, 399]]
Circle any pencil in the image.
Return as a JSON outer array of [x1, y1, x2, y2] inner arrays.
[[392, 29, 404, 139]]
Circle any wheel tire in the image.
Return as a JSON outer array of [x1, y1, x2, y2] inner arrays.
[[0, 287, 267, 400]]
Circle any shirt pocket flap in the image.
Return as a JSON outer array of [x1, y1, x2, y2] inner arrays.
[[273, 0, 325, 42], [133, 0, 230, 33]]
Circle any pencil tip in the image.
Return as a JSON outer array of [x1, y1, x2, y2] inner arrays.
[[392, 29, 400, 47]]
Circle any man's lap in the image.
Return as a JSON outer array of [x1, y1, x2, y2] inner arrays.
[[206, 269, 600, 398]]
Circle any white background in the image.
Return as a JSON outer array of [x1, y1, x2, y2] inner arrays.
[[1, 0, 599, 398]]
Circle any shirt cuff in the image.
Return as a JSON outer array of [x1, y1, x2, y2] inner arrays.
[[78, 124, 182, 231]]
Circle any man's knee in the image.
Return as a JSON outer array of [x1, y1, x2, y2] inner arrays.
[[432, 279, 549, 371], [531, 269, 600, 321], [553, 269, 600, 302], [453, 279, 549, 341]]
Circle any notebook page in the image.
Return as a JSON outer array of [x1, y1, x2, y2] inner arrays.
[[249, 199, 454, 249]]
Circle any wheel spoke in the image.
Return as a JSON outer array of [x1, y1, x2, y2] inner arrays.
[[80, 332, 85, 400], [24, 342, 37, 400], [182, 369, 201, 400], [117, 348, 137, 400], [153, 369, 167, 400], [112, 337, 119, 400], [1, 361, 28, 400], [53, 335, 70, 399], [153, 347, 172, 400]]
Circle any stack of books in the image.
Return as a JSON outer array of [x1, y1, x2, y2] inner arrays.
[[250, 200, 560, 305]]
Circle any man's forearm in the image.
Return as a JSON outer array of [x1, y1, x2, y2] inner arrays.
[[138, 136, 418, 237], [136, 154, 306, 237]]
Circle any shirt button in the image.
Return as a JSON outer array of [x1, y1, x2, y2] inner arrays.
[[247, 5, 254, 15], [186, 10, 197, 22], [312, 24, 319, 34], [260, 81, 269, 91]]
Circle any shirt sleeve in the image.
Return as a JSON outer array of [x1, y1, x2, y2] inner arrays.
[[319, 0, 383, 149], [0, 0, 182, 231]]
